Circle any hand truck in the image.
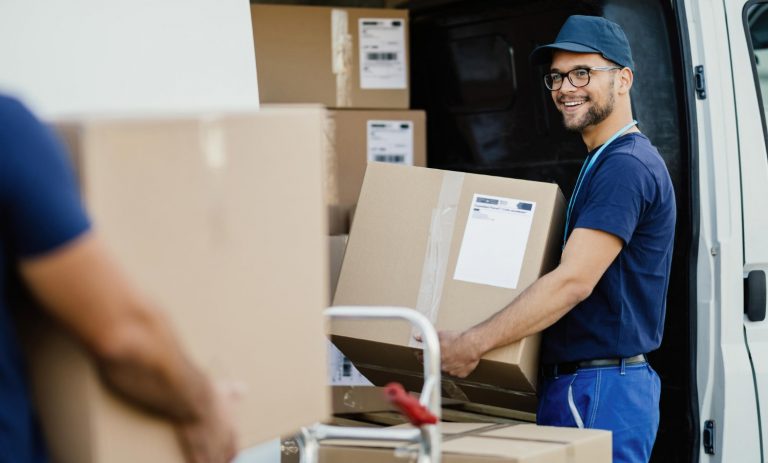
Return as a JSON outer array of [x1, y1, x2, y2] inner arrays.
[[297, 306, 442, 463]]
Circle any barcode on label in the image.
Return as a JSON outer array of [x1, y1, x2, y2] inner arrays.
[[342, 357, 352, 377], [367, 52, 398, 61], [374, 154, 406, 163]]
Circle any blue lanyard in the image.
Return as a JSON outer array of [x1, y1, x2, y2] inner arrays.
[[562, 120, 638, 247]]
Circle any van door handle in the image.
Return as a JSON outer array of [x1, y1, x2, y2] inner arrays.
[[744, 270, 767, 322]]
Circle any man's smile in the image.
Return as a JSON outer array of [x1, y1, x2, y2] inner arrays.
[[559, 97, 588, 111]]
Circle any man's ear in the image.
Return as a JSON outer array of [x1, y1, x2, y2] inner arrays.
[[618, 67, 633, 95]]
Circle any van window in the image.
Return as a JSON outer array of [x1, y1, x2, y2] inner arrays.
[[746, 3, 768, 127]]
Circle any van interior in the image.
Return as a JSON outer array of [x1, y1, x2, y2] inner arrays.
[[407, 0, 696, 461], [252, 0, 697, 460]]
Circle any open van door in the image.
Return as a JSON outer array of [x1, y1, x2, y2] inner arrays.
[[728, 0, 768, 461], [686, 0, 763, 460]]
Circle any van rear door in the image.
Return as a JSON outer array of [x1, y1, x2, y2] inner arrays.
[[686, 0, 763, 460], [728, 0, 768, 460]]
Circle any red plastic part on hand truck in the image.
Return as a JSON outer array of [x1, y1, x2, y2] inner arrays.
[[384, 382, 438, 426]]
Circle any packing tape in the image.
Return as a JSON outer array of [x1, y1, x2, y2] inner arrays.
[[441, 379, 470, 402], [200, 118, 227, 170], [393, 425, 508, 461], [439, 423, 512, 443], [409, 171, 465, 347], [331, 9, 353, 107], [199, 118, 228, 246], [470, 434, 580, 463], [323, 115, 340, 204], [437, 434, 579, 463]]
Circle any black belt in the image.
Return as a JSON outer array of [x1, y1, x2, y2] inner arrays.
[[542, 354, 647, 377]]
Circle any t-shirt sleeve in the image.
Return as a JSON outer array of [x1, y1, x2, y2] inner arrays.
[[574, 154, 655, 244], [0, 97, 91, 258]]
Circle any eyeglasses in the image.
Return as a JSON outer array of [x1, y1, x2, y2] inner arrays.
[[543, 66, 622, 91]]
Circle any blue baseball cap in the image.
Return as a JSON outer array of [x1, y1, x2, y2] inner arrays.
[[530, 15, 634, 71]]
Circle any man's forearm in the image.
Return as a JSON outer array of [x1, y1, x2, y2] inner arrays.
[[20, 234, 213, 423], [468, 266, 589, 355], [94, 305, 213, 422], [439, 228, 623, 378]]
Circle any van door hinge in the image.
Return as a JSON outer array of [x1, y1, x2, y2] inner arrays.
[[703, 420, 716, 454], [695, 65, 707, 99]]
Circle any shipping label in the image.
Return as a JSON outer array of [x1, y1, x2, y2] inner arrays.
[[359, 18, 407, 89], [367, 120, 414, 165], [453, 194, 536, 289], [328, 341, 372, 386]]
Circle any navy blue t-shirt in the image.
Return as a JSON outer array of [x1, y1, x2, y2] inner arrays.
[[0, 95, 91, 462], [541, 132, 676, 364]]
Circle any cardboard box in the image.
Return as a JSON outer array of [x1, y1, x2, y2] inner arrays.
[[331, 163, 565, 412], [317, 423, 611, 463], [263, 106, 425, 234], [329, 234, 349, 300], [251, 5, 409, 109], [23, 108, 331, 463], [332, 386, 396, 415], [326, 110, 426, 234]]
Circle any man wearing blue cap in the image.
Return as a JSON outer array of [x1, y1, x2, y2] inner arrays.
[[437, 15, 676, 463]]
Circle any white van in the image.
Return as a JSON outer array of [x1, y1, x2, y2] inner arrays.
[[405, 0, 767, 461]]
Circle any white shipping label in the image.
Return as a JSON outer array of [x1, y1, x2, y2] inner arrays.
[[367, 120, 414, 165], [359, 18, 407, 89], [453, 194, 536, 289], [327, 341, 373, 386]]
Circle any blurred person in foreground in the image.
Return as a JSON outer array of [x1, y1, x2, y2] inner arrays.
[[0, 93, 239, 463]]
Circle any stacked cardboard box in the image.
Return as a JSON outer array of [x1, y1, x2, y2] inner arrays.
[[317, 423, 612, 462], [251, 5, 410, 108], [251, 5, 427, 237], [22, 108, 330, 463], [325, 109, 426, 235], [252, 5, 428, 398], [332, 163, 565, 412]]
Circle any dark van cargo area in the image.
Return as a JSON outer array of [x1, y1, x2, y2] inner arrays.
[[407, 1, 695, 461]]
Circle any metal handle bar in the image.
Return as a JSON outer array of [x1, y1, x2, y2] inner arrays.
[[297, 306, 442, 463]]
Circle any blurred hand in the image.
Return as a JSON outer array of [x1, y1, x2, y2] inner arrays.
[[176, 380, 244, 463], [438, 330, 482, 378]]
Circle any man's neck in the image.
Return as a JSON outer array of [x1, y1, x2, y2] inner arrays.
[[581, 115, 639, 151]]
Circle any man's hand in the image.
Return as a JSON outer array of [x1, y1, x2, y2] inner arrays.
[[19, 233, 243, 462], [438, 330, 483, 378], [176, 380, 242, 463]]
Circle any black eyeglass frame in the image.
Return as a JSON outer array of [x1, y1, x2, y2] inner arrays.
[[543, 66, 623, 91]]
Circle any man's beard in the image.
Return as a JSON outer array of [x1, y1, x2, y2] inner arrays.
[[561, 84, 615, 133]]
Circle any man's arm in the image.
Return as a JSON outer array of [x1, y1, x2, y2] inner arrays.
[[438, 227, 623, 378], [19, 231, 238, 463]]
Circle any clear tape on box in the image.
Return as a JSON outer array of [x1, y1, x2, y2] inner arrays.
[[331, 9, 353, 107], [409, 171, 465, 347]]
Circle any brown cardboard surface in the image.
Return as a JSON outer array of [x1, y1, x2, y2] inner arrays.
[[329, 235, 349, 302], [332, 386, 397, 415], [331, 163, 565, 410], [481, 425, 612, 463], [326, 110, 426, 234], [251, 5, 409, 108], [24, 108, 330, 463], [317, 422, 611, 462]]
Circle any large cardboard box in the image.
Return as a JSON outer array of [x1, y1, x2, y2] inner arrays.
[[326, 110, 426, 234], [329, 234, 349, 300], [251, 5, 409, 109], [331, 164, 565, 412], [23, 108, 331, 463], [318, 423, 611, 462]]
